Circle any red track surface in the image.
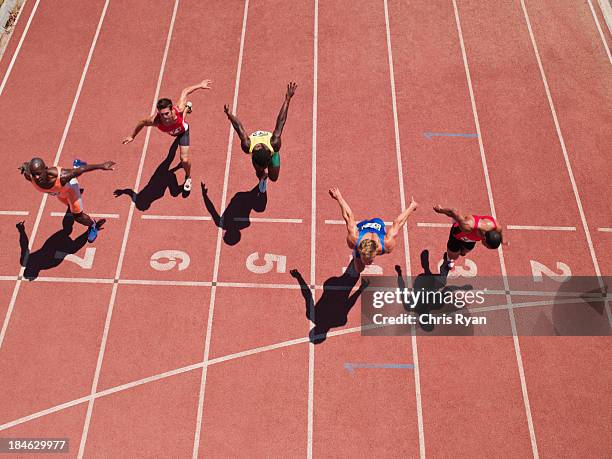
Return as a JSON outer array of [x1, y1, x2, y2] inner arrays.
[[0, 0, 610, 457]]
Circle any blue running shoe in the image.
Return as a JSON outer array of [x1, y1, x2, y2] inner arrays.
[[87, 218, 105, 243], [87, 224, 98, 243], [73, 159, 87, 168]]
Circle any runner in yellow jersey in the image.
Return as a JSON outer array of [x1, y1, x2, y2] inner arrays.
[[224, 82, 297, 193]]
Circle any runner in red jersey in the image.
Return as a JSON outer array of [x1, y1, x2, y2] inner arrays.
[[433, 204, 506, 270], [122, 79, 212, 193]]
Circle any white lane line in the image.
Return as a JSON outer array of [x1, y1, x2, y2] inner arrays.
[[141, 215, 303, 223], [0, 276, 308, 290], [588, 0, 612, 63], [119, 279, 212, 287], [0, 210, 29, 216], [233, 217, 303, 223], [520, 0, 611, 329], [34, 277, 114, 284], [416, 222, 452, 228], [0, 395, 93, 432], [2, 275, 605, 300], [2, 289, 607, 434], [77, 2, 179, 457], [383, 0, 424, 457], [4, 289, 593, 432], [307, 2, 318, 457], [50, 212, 119, 219], [506, 225, 576, 231], [1, 336, 305, 434], [418, 223, 577, 231], [0, 327, 393, 432], [141, 214, 212, 221], [384, 0, 412, 280], [453, 1, 539, 457], [192, 2, 249, 457], [0, 0, 108, 350], [324, 219, 394, 226], [0, 276, 113, 283], [597, 0, 612, 38], [208, 338, 310, 367], [597, 227, 612, 232], [216, 281, 302, 289], [0, 0, 40, 95]]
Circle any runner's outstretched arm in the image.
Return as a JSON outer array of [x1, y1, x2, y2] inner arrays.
[[329, 186, 358, 247], [385, 197, 418, 252], [271, 82, 297, 151], [177, 78, 212, 111], [224, 104, 250, 153], [63, 161, 116, 183], [433, 205, 471, 231], [123, 116, 155, 144]]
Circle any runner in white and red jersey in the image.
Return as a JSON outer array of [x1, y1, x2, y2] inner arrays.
[[122, 78, 212, 193], [433, 205, 506, 270]]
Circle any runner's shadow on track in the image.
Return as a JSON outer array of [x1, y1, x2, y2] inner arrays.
[[16, 214, 88, 280], [523, 277, 612, 336], [113, 139, 183, 211], [201, 182, 267, 246], [290, 264, 369, 344], [396, 250, 475, 335]]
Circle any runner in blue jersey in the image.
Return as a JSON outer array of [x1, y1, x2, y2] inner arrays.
[[329, 187, 418, 276]]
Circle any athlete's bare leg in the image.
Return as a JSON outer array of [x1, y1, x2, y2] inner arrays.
[[179, 145, 191, 180], [268, 166, 280, 182], [446, 249, 461, 262], [254, 165, 267, 180], [72, 211, 94, 227]]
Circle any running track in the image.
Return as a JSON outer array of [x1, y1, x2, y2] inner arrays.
[[0, 0, 610, 457]]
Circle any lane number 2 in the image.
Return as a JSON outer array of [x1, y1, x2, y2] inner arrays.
[[530, 260, 571, 283]]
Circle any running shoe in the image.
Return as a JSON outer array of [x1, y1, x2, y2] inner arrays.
[[183, 177, 192, 192], [87, 224, 99, 243], [87, 219, 106, 243], [443, 253, 455, 270], [186, 101, 193, 114]]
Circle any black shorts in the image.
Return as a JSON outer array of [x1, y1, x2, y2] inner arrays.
[[447, 226, 476, 253], [174, 125, 190, 147]]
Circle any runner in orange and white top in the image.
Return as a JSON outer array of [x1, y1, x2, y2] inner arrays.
[[20, 157, 115, 242], [123, 79, 213, 193]]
